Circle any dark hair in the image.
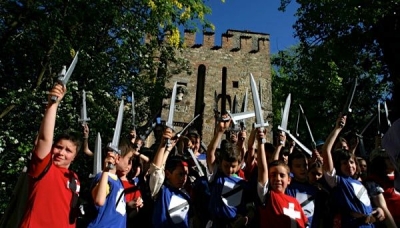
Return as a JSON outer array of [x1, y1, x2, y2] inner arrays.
[[119, 138, 135, 157], [309, 160, 323, 171], [219, 140, 241, 163], [332, 148, 356, 176], [288, 150, 308, 169], [165, 155, 188, 173], [269, 160, 290, 174], [264, 143, 275, 153], [54, 131, 82, 154]]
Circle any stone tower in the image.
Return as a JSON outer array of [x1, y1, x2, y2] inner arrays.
[[160, 29, 273, 145]]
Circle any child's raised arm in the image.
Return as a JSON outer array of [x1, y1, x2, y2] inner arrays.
[[256, 128, 268, 185], [35, 84, 66, 159], [206, 115, 231, 172], [322, 114, 346, 173]]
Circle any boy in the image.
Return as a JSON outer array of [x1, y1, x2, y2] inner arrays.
[[285, 150, 319, 227], [87, 140, 133, 227], [20, 84, 82, 227], [205, 116, 252, 227], [149, 127, 191, 227], [255, 128, 308, 228]]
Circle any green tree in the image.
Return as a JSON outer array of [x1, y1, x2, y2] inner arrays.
[[0, 0, 212, 215], [279, 0, 399, 122], [271, 45, 386, 152]]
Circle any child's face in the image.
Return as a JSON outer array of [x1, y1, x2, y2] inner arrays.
[[269, 165, 291, 193], [116, 151, 134, 176], [52, 139, 78, 168], [291, 158, 308, 182], [221, 160, 239, 176], [340, 157, 357, 177], [308, 166, 323, 185], [166, 165, 188, 189]]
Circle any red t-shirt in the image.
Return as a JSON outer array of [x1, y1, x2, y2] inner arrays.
[[259, 190, 308, 228], [20, 152, 80, 228], [121, 179, 141, 202]]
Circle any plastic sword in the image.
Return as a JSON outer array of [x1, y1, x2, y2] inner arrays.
[[295, 107, 300, 138], [89, 132, 102, 178], [384, 101, 391, 128], [339, 77, 358, 127], [278, 93, 291, 145], [107, 99, 124, 169], [250, 73, 268, 144], [78, 90, 90, 125], [51, 51, 79, 102], [165, 82, 178, 148], [299, 104, 316, 150]]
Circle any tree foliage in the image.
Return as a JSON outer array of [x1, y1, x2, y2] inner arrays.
[[270, 0, 400, 155], [278, 0, 399, 123], [0, 0, 213, 215]]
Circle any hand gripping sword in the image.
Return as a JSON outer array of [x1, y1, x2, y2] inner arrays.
[[107, 99, 124, 169], [90, 132, 102, 178], [250, 73, 268, 144], [339, 77, 358, 127], [51, 51, 79, 102], [165, 82, 178, 148], [78, 90, 90, 125], [299, 104, 316, 150], [278, 93, 291, 145]]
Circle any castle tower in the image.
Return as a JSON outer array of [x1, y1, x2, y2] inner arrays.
[[161, 29, 272, 145]]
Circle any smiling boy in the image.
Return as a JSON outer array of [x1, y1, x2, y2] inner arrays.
[[20, 84, 82, 228]]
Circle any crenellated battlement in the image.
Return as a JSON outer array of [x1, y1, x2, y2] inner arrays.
[[184, 29, 270, 53]]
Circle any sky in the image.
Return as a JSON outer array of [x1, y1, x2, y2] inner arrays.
[[201, 0, 300, 54]]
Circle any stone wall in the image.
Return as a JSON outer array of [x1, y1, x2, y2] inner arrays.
[[159, 29, 273, 145]]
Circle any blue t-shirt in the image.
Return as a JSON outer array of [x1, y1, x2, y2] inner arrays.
[[152, 185, 191, 228], [286, 179, 318, 227], [88, 172, 126, 228]]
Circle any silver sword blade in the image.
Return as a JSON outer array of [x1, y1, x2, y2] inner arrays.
[[165, 82, 178, 130], [278, 126, 312, 156], [299, 104, 315, 149], [187, 148, 205, 177], [78, 90, 90, 124], [384, 101, 391, 127], [51, 51, 79, 102], [228, 111, 255, 125], [90, 132, 102, 178], [60, 50, 79, 85], [280, 93, 291, 131], [107, 99, 124, 155], [250, 73, 267, 128], [360, 114, 377, 136], [176, 114, 201, 138]]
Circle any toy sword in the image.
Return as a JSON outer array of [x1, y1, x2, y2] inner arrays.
[[175, 114, 201, 138], [165, 82, 178, 148], [89, 132, 102, 178], [250, 73, 268, 144], [339, 77, 358, 127], [107, 99, 124, 169], [278, 93, 291, 145], [51, 51, 79, 102], [384, 101, 391, 128], [299, 104, 316, 150], [78, 90, 90, 125]]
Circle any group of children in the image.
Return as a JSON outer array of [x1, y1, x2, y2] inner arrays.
[[15, 83, 400, 228]]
